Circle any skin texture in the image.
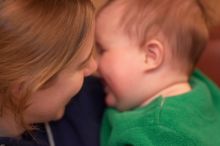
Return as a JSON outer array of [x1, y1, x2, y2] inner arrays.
[[24, 27, 97, 123], [96, 1, 151, 110], [96, 0, 191, 111], [0, 26, 97, 137]]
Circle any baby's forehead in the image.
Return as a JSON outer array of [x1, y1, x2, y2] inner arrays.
[[98, 0, 132, 20], [96, 0, 132, 32]]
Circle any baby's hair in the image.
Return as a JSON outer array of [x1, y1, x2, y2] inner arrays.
[[98, 0, 217, 73], [0, 0, 94, 129]]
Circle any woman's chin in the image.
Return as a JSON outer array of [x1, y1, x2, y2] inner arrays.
[[52, 109, 65, 121]]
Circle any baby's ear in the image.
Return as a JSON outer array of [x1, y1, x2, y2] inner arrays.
[[143, 39, 164, 71]]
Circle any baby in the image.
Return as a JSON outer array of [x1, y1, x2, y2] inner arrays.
[[96, 0, 220, 145]]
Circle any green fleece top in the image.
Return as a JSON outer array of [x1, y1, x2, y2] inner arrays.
[[101, 70, 220, 146]]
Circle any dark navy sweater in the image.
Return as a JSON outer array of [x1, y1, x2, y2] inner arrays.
[[0, 76, 106, 146]]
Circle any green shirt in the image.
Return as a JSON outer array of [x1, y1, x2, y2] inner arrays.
[[101, 70, 220, 146]]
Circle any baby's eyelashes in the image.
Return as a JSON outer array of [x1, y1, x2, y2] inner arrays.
[[96, 43, 106, 55], [97, 48, 106, 55]]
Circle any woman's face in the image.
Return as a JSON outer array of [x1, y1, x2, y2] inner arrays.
[[23, 27, 97, 124]]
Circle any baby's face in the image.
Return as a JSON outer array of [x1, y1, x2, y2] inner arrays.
[[95, 2, 149, 111]]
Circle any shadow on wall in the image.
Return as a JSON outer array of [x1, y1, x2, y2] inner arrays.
[[197, 26, 220, 87]]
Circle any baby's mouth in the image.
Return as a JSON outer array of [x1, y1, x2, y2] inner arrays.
[[103, 85, 117, 107], [100, 79, 109, 93], [100, 78, 117, 107]]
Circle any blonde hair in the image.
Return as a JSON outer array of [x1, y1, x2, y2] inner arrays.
[[99, 0, 217, 73], [0, 0, 94, 128]]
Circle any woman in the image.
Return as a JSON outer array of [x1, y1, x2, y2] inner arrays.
[[0, 0, 98, 145]]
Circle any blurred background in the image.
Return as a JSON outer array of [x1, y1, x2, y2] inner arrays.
[[198, 26, 220, 87]]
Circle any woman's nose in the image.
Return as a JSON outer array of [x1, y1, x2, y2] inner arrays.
[[84, 57, 98, 76]]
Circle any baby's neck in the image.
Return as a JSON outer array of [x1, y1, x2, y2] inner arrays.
[[141, 81, 191, 106]]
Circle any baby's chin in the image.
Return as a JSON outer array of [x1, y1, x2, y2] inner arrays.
[[105, 93, 129, 111], [105, 93, 136, 111], [105, 93, 117, 107], [104, 87, 127, 111]]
